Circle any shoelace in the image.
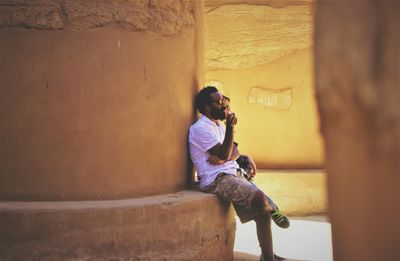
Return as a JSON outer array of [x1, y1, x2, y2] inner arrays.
[[272, 210, 285, 222]]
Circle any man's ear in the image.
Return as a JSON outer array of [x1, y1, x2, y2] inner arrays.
[[203, 103, 211, 113]]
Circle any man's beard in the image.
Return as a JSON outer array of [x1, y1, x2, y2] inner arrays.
[[218, 111, 227, 121], [211, 109, 225, 121]]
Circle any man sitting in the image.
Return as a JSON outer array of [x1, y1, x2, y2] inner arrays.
[[207, 94, 290, 229], [188, 86, 289, 261]]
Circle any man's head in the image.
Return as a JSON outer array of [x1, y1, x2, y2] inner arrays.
[[195, 86, 227, 120]]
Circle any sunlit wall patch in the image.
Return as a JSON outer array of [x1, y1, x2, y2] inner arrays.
[[248, 86, 293, 110]]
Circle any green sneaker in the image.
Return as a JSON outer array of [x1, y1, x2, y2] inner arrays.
[[271, 209, 290, 229]]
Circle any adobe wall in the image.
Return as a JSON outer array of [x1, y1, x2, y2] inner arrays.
[[204, 0, 323, 169], [315, 1, 399, 260], [0, 0, 201, 200]]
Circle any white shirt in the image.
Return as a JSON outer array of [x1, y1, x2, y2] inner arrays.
[[188, 115, 239, 190]]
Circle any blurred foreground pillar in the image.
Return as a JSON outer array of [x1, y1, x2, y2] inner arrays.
[[315, 1, 399, 260]]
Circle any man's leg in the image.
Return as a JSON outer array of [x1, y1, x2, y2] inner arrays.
[[205, 174, 282, 260], [249, 181, 290, 229], [255, 213, 274, 261], [251, 190, 275, 261]]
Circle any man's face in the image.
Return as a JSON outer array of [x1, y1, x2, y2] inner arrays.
[[207, 92, 227, 120]]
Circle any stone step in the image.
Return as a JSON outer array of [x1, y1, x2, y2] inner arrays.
[[0, 190, 236, 260]]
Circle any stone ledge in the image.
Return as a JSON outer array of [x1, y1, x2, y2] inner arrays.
[[0, 190, 236, 260], [0, 190, 215, 211]]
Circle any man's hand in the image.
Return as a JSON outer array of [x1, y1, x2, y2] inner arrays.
[[226, 112, 238, 127], [208, 112, 236, 161], [207, 154, 225, 165], [246, 155, 257, 177]]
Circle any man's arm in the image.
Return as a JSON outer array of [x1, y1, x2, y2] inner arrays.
[[207, 113, 237, 161], [230, 145, 240, 161], [208, 143, 239, 165]]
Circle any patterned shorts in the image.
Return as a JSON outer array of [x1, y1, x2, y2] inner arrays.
[[203, 171, 276, 223]]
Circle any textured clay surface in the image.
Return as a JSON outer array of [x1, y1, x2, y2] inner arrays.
[[0, 0, 194, 35], [205, 3, 312, 70]]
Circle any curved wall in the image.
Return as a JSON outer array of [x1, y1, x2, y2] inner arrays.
[[0, 1, 201, 200], [204, 0, 323, 169]]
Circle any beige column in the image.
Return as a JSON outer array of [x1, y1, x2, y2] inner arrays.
[[0, 0, 198, 200], [0, 1, 236, 260]]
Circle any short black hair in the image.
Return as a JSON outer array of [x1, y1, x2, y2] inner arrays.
[[195, 86, 218, 113]]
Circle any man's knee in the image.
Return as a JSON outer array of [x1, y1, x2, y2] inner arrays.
[[251, 190, 272, 215]]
